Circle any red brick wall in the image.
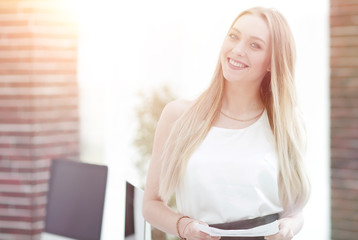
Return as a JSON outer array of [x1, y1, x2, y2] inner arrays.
[[0, 1, 79, 239], [330, 0, 358, 239]]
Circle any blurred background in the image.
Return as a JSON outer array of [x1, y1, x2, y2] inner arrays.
[[0, 0, 356, 239]]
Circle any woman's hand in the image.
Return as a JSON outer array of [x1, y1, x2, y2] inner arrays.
[[181, 220, 221, 240], [264, 218, 294, 240]]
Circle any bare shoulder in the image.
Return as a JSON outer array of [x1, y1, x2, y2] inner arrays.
[[160, 99, 193, 124], [152, 99, 193, 151]]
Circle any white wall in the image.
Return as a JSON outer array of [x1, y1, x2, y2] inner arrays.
[[77, 1, 329, 239]]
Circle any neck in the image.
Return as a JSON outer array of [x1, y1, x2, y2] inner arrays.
[[221, 80, 264, 115]]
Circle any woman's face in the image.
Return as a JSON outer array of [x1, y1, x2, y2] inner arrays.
[[220, 14, 272, 85]]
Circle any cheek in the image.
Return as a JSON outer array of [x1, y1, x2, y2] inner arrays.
[[252, 53, 271, 69], [220, 45, 228, 58], [220, 40, 234, 56], [220, 49, 228, 66], [219, 43, 235, 67]]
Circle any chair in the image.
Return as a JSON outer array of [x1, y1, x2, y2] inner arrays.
[[44, 159, 108, 240]]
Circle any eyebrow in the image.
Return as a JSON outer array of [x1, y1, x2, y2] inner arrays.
[[231, 28, 266, 45]]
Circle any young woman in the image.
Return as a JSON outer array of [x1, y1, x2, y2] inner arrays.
[[142, 7, 310, 240]]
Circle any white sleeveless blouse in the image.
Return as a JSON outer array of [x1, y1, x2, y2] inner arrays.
[[175, 111, 283, 224]]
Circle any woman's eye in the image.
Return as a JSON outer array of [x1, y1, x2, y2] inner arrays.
[[229, 33, 238, 39], [251, 43, 261, 49]]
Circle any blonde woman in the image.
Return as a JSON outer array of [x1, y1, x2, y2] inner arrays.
[[143, 7, 310, 240]]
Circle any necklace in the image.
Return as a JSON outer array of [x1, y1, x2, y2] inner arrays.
[[220, 108, 265, 122]]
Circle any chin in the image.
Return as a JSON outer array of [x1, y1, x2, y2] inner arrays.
[[222, 72, 244, 83]]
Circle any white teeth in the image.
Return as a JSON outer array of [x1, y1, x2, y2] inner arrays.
[[229, 58, 246, 68]]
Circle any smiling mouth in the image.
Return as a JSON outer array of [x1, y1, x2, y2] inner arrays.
[[228, 58, 249, 69]]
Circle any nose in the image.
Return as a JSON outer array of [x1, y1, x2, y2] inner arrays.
[[232, 41, 246, 56]]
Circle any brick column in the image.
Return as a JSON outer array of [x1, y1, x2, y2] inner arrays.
[[0, 1, 79, 239], [330, 1, 358, 240]]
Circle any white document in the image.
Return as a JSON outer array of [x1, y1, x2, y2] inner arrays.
[[195, 220, 279, 237]]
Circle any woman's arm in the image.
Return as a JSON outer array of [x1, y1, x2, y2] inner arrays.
[[142, 100, 184, 236], [264, 211, 304, 240], [142, 100, 218, 239]]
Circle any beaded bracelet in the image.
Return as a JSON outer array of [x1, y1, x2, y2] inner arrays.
[[176, 215, 190, 240]]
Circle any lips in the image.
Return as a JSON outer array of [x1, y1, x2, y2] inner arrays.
[[227, 57, 249, 69]]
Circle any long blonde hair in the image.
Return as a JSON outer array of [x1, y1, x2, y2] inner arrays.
[[159, 7, 310, 214]]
